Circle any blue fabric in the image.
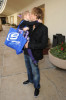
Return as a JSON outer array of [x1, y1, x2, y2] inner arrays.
[[24, 54, 40, 89], [5, 23, 27, 54], [17, 20, 24, 32]]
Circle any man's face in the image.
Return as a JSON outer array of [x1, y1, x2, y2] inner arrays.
[[30, 12, 37, 21]]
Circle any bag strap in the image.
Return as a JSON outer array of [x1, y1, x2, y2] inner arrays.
[[17, 20, 24, 31]]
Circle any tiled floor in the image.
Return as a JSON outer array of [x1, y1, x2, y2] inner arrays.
[[0, 25, 66, 100]]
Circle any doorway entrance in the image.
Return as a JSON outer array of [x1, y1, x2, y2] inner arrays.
[[0, 17, 6, 24]]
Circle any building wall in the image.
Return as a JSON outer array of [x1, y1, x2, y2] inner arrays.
[[45, 0, 66, 42], [8, 13, 18, 25], [7, 0, 66, 43]]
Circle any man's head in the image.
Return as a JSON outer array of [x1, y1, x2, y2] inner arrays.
[[23, 11, 30, 21], [30, 7, 43, 21]]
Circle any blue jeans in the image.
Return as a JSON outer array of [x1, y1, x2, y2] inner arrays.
[[24, 54, 40, 89]]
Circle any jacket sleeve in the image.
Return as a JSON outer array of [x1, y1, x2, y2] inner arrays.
[[19, 21, 38, 28], [28, 27, 48, 49], [24, 21, 38, 26]]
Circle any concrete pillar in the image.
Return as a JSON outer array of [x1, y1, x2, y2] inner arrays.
[[0, 18, 2, 31], [6, 17, 8, 24]]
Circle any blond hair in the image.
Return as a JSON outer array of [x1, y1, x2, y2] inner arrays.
[[22, 11, 30, 19]]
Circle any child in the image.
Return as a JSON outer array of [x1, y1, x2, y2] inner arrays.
[[18, 11, 38, 66]]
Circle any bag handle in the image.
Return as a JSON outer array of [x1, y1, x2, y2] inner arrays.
[[17, 20, 24, 31]]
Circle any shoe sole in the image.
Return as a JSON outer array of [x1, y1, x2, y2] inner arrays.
[[34, 95, 39, 98], [23, 82, 33, 85]]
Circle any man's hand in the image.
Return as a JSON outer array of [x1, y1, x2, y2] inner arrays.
[[23, 27, 29, 31], [25, 41, 29, 48]]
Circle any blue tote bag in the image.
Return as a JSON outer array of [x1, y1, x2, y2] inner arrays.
[[5, 20, 27, 54]]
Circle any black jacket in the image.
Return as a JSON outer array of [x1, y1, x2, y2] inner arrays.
[[19, 20, 39, 55], [19, 20, 38, 29], [28, 23, 48, 60]]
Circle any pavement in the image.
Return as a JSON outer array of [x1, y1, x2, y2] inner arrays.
[[0, 25, 66, 100]]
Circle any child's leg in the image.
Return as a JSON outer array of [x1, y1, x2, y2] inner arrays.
[[23, 31, 37, 65], [27, 49, 38, 66]]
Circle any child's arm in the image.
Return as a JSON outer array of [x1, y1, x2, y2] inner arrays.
[[19, 20, 38, 29], [23, 27, 29, 31]]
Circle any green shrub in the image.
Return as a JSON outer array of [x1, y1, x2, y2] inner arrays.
[[50, 42, 66, 60], [11, 24, 16, 26]]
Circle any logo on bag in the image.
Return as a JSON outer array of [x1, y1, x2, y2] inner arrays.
[[7, 32, 20, 44], [7, 32, 19, 41]]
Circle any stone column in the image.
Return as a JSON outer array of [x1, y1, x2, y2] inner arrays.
[[0, 18, 2, 31]]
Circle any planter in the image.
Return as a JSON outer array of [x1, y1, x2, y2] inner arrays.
[[48, 50, 66, 69]]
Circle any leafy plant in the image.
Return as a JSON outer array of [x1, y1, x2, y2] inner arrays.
[[50, 42, 66, 60], [11, 24, 16, 26]]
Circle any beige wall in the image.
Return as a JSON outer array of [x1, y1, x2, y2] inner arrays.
[[8, 13, 18, 25], [45, 0, 66, 42], [7, 0, 66, 43]]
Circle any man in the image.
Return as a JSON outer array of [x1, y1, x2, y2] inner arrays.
[[23, 7, 48, 97]]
